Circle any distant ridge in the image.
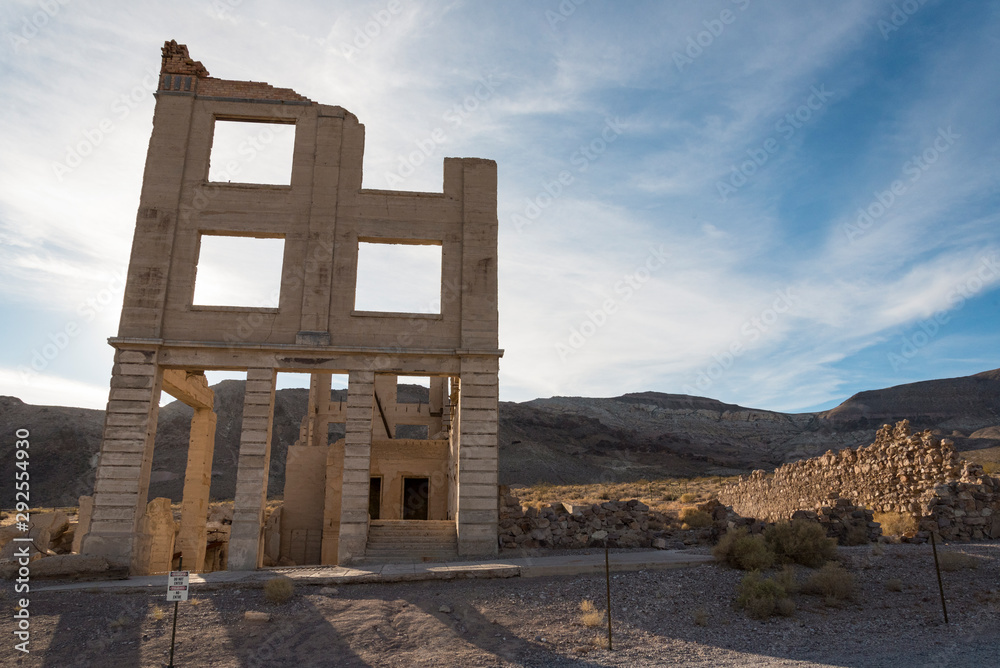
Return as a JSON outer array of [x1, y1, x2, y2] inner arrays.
[[2, 369, 998, 506]]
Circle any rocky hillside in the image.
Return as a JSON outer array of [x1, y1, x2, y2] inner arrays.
[[2, 370, 999, 507]]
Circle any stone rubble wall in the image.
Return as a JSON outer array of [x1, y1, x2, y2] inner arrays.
[[717, 420, 1000, 541]]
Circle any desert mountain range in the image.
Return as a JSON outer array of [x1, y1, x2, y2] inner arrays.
[[2, 369, 998, 508]]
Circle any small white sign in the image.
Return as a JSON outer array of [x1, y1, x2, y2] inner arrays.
[[166, 570, 190, 601]]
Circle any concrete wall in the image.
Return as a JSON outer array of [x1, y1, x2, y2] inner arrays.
[[281, 445, 328, 565], [370, 439, 450, 521], [84, 41, 501, 572]]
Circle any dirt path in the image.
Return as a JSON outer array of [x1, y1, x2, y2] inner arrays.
[[3, 543, 998, 667]]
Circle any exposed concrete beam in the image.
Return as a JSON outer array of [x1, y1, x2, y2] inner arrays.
[[162, 369, 215, 409]]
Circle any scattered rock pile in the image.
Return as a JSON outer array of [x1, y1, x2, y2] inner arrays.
[[498, 486, 673, 550], [701, 498, 881, 545], [0, 511, 74, 562]]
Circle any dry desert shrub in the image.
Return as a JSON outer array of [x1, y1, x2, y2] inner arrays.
[[873, 511, 918, 537], [713, 527, 775, 570], [264, 576, 295, 604], [802, 562, 855, 605], [679, 493, 698, 503], [691, 607, 709, 626], [773, 564, 800, 594], [108, 615, 131, 630], [764, 520, 837, 568], [735, 571, 795, 620], [678, 507, 712, 529], [511, 476, 735, 515], [149, 605, 165, 621], [579, 600, 603, 628], [937, 551, 979, 572]]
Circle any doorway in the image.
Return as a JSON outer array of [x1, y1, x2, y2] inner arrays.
[[402, 477, 429, 520], [369, 477, 382, 520]]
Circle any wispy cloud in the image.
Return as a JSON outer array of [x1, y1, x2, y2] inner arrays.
[[1, 0, 998, 412]]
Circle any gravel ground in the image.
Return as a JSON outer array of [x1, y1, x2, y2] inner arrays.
[[2, 542, 998, 667]]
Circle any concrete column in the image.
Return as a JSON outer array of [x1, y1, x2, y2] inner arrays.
[[446, 377, 459, 520], [175, 406, 217, 572], [309, 372, 333, 447], [337, 369, 374, 563], [228, 367, 276, 571], [429, 376, 446, 437], [321, 439, 345, 565], [456, 360, 499, 557], [81, 349, 162, 570]]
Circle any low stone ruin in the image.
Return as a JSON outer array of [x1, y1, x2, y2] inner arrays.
[[498, 487, 881, 551], [0, 496, 238, 579], [498, 486, 673, 550], [701, 498, 881, 545]]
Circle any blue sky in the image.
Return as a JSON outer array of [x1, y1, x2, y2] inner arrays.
[[2, 0, 999, 413]]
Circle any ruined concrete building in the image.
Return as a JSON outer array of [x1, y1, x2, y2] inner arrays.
[[81, 41, 501, 574]]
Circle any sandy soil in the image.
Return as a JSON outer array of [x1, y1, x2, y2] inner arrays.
[[3, 542, 999, 667]]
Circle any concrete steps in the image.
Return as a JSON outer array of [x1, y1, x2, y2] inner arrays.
[[364, 520, 458, 562]]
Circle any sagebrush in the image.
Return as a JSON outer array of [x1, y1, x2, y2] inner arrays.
[[802, 562, 855, 605], [678, 507, 713, 528], [713, 527, 774, 570], [873, 511, 917, 537], [735, 571, 795, 620], [764, 520, 837, 568]]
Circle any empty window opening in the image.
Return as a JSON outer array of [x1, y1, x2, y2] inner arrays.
[[209, 119, 295, 185], [193, 234, 284, 308], [275, 372, 313, 393], [355, 241, 442, 314], [397, 376, 431, 403], [328, 422, 346, 442], [396, 424, 429, 439]]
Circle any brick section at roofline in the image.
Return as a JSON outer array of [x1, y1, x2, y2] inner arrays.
[[198, 77, 313, 103], [160, 39, 312, 102]]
